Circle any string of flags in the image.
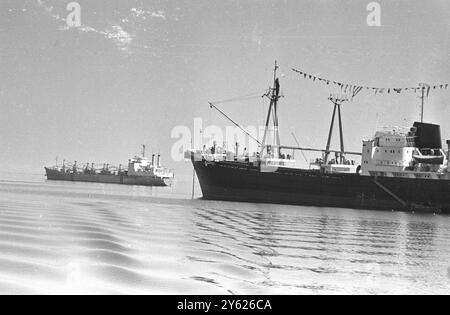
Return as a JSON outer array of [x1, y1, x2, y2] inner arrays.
[[291, 68, 449, 98]]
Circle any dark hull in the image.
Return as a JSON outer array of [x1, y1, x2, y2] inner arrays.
[[45, 168, 170, 187], [192, 160, 450, 214]]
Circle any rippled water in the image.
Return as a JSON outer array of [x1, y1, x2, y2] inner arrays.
[[0, 171, 449, 294]]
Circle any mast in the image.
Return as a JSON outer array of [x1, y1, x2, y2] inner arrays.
[[324, 94, 348, 164], [142, 144, 146, 157], [260, 61, 281, 158], [418, 83, 429, 123], [421, 87, 424, 123]]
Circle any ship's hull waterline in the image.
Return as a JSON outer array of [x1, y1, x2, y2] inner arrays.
[[45, 168, 171, 187], [192, 160, 450, 214]]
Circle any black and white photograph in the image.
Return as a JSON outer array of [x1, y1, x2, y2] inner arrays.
[[1, 0, 450, 297]]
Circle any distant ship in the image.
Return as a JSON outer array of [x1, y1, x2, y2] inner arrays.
[[45, 146, 174, 187], [187, 62, 450, 214]]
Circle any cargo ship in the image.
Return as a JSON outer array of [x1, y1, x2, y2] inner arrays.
[[187, 62, 450, 214], [45, 146, 174, 187]]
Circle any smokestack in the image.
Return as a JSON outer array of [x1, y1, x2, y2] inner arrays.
[[152, 154, 155, 166], [235, 142, 239, 160], [157, 155, 161, 167]]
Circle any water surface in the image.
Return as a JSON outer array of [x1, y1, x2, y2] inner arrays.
[[0, 171, 449, 294]]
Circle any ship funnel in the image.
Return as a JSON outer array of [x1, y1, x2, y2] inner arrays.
[[152, 154, 155, 167], [413, 122, 442, 149], [157, 155, 161, 167]]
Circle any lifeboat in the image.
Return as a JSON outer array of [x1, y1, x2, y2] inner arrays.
[[412, 155, 444, 164]]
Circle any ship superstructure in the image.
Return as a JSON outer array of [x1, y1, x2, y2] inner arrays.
[[361, 123, 449, 179]]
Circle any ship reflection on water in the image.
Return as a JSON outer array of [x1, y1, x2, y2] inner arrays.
[[0, 175, 449, 294], [188, 203, 449, 294]]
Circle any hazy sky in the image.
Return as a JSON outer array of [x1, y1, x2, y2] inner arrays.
[[1, 0, 450, 177]]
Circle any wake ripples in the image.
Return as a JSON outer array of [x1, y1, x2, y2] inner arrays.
[[1, 181, 450, 294]]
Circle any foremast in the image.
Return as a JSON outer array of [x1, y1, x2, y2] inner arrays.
[[260, 61, 282, 159]]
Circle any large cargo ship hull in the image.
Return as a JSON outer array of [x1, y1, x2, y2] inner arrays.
[[45, 168, 170, 187], [192, 160, 450, 214]]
